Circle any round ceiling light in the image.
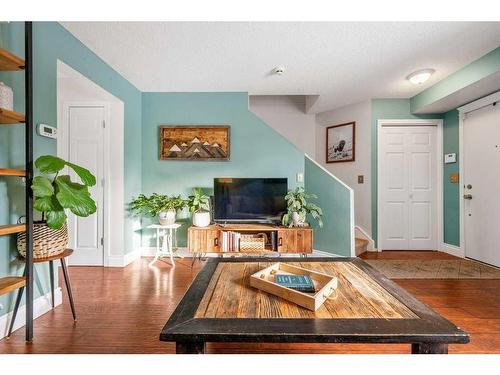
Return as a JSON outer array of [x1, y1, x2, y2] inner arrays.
[[406, 68, 435, 85]]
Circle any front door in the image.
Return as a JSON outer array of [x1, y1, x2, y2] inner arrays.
[[379, 125, 437, 250], [463, 103, 500, 267], [67, 106, 105, 266]]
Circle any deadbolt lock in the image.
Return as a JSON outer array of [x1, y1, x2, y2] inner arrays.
[[463, 194, 472, 200]]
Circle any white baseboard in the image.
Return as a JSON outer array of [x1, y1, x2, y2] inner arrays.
[[312, 249, 343, 257], [355, 226, 377, 252], [440, 242, 464, 258], [0, 287, 62, 340], [107, 248, 142, 267]]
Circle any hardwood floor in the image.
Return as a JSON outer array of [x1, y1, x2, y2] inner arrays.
[[0, 251, 499, 354]]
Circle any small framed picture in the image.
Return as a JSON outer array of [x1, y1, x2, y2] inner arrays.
[[326, 122, 355, 163]]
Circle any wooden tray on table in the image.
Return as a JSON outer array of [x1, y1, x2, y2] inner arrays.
[[250, 262, 338, 311]]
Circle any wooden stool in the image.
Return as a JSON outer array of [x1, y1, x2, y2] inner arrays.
[[7, 249, 76, 338]]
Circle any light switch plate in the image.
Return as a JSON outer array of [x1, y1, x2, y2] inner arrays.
[[296, 173, 304, 183], [358, 175, 364, 184], [444, 153, 456, 164]]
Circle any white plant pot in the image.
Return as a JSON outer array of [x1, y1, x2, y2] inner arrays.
[[193, 210, 211, 227], [158, 209, 176, 225], [291, 211, 304, 227]]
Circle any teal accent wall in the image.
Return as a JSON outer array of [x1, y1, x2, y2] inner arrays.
[[370, 99, 442, 246], [411, 47, 500, 113], [141, 92, 305, 247], [0, 22, 142, 320], [305, 157, 352, 256], [442, 110, 460, 246]]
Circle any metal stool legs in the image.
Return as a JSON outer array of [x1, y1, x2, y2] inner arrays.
[[60, 258, 76, 321]]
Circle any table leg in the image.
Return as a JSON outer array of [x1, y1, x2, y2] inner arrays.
[[49, 260, 55, 308], [149, 228, 161, 266], [60, 258, 77, 321], [411, 343, 448, 354], [176, 341, 206, 354], [168, 230, 175, 267], [7, 266, 26, 338]]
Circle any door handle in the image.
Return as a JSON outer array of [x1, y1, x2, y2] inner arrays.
[[463, 194, 472, 200]]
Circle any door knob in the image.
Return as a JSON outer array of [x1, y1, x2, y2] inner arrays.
[[463, 194, 472, 200]]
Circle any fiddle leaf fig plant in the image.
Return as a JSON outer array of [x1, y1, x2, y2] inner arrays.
[[282, 187, 323, 228], [31, 155, 97, 229]]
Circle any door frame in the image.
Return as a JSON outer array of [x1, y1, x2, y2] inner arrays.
[[58, 101, 110, 266], [458, 90, 500, 260], [377, 119, 443, 252]]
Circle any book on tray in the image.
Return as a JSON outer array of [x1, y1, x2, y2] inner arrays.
[[274, 274, 316, 293]]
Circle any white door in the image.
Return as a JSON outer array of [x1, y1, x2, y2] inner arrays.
[[67, 106, 105, 266], [379, 125, 437, 250], [463, 103, 500, 267]]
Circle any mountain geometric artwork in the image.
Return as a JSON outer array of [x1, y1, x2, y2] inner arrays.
[[159, 125, 230, 161]]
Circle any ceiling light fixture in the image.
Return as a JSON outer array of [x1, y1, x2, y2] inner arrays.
[[406, 68, 435, 85]]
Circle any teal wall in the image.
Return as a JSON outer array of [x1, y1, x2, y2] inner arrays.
[[370, 99, 443, 246], [141, 92, 305, 247], [411, 47, 500, 113], [305, 157, 352, 256], [442, 110, 460, 246], [0, 22, 142, 320]]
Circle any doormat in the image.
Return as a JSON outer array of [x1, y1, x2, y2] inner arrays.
[[365, 259, 500, 279]]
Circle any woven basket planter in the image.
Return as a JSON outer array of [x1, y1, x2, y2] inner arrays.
[[17, 222, 68, 259]]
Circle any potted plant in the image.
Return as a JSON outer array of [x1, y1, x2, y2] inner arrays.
[[281, 187, 323, 228], [186, 188, 211, 227], [17, 155, 97, 259], [129, 193, 185, 225]]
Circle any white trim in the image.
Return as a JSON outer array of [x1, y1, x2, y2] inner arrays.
[[457, 90, 500, 114], [457, 90, 500, 261], [106, 249, 142, 267], [0, 288, 62, 340], [377, 119, 444, 252], [440, 243, 464, 258], [355, 225, 376, 251], [305, 154, 356, 256]]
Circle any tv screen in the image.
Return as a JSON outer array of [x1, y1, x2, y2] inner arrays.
[[214, 178, 288, 223]]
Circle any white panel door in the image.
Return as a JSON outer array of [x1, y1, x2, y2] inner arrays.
[[67, 106, 105, 266], [463, 104, 500, 267], [380, 126, 437, 250]]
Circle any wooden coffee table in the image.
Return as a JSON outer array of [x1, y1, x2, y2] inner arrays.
[[160, 257, 469, 354]]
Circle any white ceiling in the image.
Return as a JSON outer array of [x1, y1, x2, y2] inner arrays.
[[61, 22, 500, 113]]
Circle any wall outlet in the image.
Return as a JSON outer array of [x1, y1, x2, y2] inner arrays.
[[358, 175, 364, 184], [296, 173, 304, 183]]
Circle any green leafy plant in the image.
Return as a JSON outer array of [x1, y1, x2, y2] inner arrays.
[[31, 155, 97, 229], [186, 188, 210, 213], [129, 193, 186, 217], [282, 187, 323, 228]]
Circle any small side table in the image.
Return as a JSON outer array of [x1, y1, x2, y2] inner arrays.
[[148, 223, 182, 267], [7, 248, 76, 338]]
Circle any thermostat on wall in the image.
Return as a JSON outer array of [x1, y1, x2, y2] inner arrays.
[[444, 153, 456, 164], [37, 123, 57, 139]]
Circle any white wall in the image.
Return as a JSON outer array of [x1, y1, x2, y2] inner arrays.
[[315, 100, 372, 236], [249, 95, 317, 156]]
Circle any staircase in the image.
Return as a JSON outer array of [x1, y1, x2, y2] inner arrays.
[[355, 238, 369, 256]]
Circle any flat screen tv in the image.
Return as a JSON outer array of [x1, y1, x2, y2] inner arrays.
[[213, 178, 288, 223]]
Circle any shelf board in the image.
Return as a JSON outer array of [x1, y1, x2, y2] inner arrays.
[[0, 224, 26, 236], [0, 107, 25, 125], [0, 276, 26, 296], [0, 168, 26, 177], [0, 48, 25, 71]]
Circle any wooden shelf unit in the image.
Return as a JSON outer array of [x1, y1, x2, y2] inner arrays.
[[0, 107, 26, 124], [0, 48, 25, 71], [0, 23, 34, 341], [188, 224, 313, 254], [0, 276, 26, 297], [0, 224, 26, 236], [0, 168, 26, 176]]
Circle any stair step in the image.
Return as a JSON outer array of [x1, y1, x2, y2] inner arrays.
[[355, 238, 369, 256]]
